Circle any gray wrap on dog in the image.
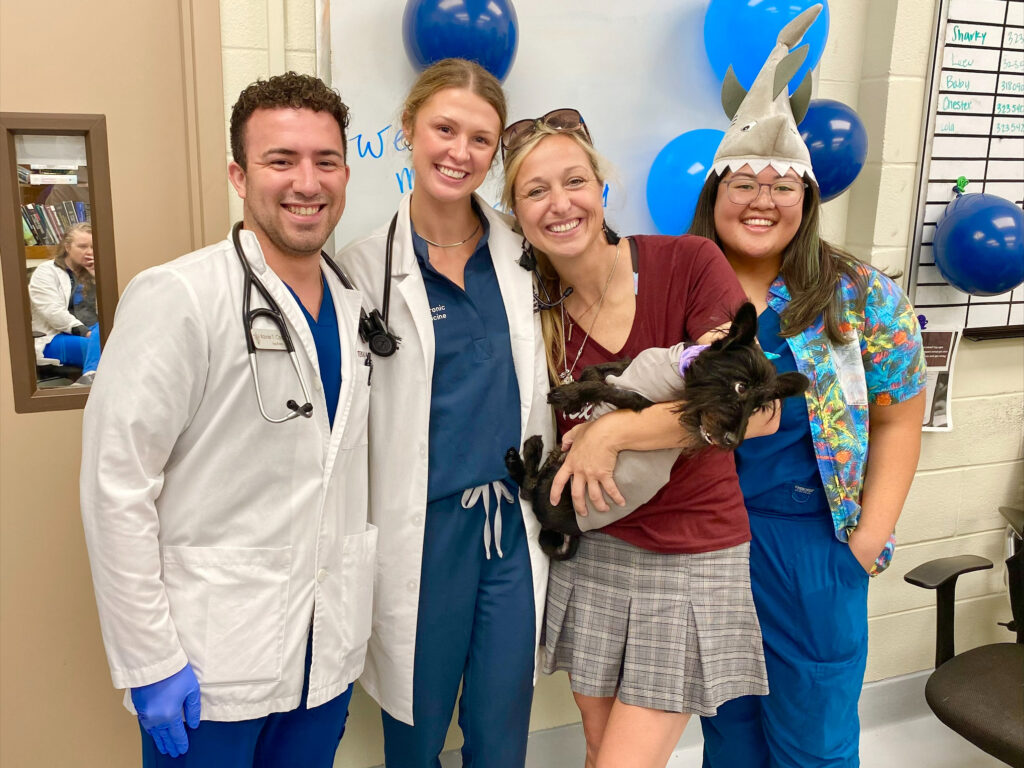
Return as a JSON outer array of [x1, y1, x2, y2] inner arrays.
[[575, 343, 689, 532]]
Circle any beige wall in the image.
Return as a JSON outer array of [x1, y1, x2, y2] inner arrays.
[[0, 2, 227, 767]]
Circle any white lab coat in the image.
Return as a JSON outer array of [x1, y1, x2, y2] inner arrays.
[[28, 259, 82, 361], [338, 193, 554, 725], [80, 230, 376, 722]]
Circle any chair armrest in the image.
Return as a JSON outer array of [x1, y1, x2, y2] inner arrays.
[[905, 555, 993, 668], [905, 555, 993, 589], [999, 507, 1023, 539]]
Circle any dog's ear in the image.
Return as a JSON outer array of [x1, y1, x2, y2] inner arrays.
[[774, 371, 810, 399], [713, 302, 758, 351]]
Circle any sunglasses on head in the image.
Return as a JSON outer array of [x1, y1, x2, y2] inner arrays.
[[501, 108, 592, 158]]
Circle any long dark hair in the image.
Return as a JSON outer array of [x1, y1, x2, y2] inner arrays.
[[689, 171, 867, 345]]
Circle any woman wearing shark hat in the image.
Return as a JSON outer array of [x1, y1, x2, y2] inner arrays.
[[691, 6, 926, 767]]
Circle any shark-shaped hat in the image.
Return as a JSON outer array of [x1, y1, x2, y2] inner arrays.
[[711, 4, 821, 182]]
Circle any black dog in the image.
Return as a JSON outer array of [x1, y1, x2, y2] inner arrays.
[[506, 302, 809, 560]]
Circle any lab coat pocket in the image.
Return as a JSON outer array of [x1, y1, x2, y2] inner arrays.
[[338, 524, 378, 653], [162, 545, 291, 685], [832, 338, 868, 406], [340, 356, 371, 448]]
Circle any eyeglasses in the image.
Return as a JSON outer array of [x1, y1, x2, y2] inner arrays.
[[723, 177, 808, 207], [501, 108, 592, 158]]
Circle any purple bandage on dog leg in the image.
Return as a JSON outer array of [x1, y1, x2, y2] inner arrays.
[[678, 344, 709, 377]]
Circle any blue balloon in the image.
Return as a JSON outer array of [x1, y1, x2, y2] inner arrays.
[[646, 129, 725, 235], [703, 0, 830, 93], [933, 192, 1024, 297], [402, 0, 518, 82], [798, 99, 868, 202]]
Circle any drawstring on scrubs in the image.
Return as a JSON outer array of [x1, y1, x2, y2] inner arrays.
[[461, 481, 513, 559]]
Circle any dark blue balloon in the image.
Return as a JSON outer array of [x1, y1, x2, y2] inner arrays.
[[646, 129, 724, 235], [704, 0, 830, 93], [402, 0, 518, 82], [798, 99, 868, 202], [933, 193, 1024, 297]]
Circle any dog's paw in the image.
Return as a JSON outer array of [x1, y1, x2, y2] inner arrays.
[[521, 434, 545, 468], [539, 530, 579, 561], [504, 447, 525, 485], [546, 386, 582, 412]]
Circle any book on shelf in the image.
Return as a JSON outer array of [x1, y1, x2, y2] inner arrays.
[[22, 214, 37, 247], [28, 173, 78, 185], [44, 205, 65, 242], [54, 203, 75, 231], [17, 166, 30, 184], [22, 205, 52, 245], [62, 200, 81, 224], [29, 164, 78, 171], [20, 208, 36, 243], [74, 200, 88, 222], [22, 205, 41, 244]]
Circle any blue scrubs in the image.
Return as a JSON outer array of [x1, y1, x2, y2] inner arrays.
[[43, 272, 103, 373], [141, 635, 354, 768], [43, 321, 101, 373], [141, 276, 351, 767], [700, 307, 869, 768], [381, 212, 536, 768], [289, 275, 342, 428]]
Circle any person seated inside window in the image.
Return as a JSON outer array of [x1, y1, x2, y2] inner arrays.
[[29, 222, 101, 386]]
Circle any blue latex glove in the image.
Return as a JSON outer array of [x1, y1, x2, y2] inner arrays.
[[130, 664, 202, 757]]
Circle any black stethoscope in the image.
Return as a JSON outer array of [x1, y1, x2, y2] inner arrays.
[[232, 222, 399, 423]]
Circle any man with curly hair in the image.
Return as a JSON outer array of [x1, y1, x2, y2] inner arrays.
[[81, 72, 374, 767]]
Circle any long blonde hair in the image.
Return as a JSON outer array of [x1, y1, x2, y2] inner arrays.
[[501, 125, 612, 383]]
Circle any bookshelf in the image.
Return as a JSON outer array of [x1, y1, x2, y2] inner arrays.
[[19, 155, 91, 267], [0, 113, 118, 413]]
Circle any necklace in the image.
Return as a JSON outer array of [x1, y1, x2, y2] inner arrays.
[[419, 219, 481, 248], [559, 241, 621, 385]]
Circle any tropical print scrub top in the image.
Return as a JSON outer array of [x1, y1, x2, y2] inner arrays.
[[766, 263, 926, 575]]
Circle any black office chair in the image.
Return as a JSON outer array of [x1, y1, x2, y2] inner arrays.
[[904, 506, 1024, 768]]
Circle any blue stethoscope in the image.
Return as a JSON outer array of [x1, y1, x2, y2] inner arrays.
[[231, 221, 400, 423]]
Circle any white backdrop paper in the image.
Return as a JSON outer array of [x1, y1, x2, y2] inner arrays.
[[328, 0, 727, 247]]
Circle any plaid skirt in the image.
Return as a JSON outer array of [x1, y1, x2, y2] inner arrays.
[[543, 533, 768, 715]]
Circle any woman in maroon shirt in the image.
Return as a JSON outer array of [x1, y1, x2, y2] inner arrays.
[[501, 111, 777, 768]]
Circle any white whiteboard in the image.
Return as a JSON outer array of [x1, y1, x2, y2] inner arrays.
[[328, 0, 727, 247], [907, 0, 1024, 333]]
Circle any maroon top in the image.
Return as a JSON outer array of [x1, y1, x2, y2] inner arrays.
[[554, 235, 750, 554]]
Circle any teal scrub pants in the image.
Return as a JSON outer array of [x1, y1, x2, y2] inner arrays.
[[700, 507, 870, 768], [381, 487, 536, 768]]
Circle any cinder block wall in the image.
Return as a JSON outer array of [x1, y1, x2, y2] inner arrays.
[[219, 1, 1024, 764], [220, 0, 317, 225]]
